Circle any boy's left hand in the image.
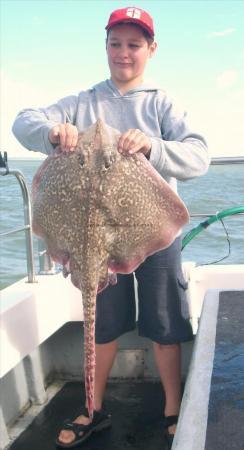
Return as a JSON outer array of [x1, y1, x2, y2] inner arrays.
[[118, 129, 151, 157]]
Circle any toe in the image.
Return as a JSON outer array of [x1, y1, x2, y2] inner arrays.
[[58, 430, 76, 444], [168, 424, 177, 434]]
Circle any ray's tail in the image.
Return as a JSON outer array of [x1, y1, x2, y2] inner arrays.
[[83, 308, 96, 419], [80, 268, 98, 420]]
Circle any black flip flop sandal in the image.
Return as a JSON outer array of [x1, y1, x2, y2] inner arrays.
[[164, 415, 178, 450], [55, 407, 112, 448]]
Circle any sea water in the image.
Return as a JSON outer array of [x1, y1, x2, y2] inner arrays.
[[0, 159, 243, 290]]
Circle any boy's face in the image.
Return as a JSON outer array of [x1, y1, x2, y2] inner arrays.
[[106, 23, 156, 90]]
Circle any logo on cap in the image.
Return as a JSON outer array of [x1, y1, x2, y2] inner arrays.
[[126, 8, 141, 19], [105, 7, 155, 38]]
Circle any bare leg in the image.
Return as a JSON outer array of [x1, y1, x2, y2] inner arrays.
[[153, 342, 181, 434], [93, 340, 118, 409], [58, 340, 117, 445]]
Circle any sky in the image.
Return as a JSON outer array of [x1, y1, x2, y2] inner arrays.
[[1, 0, 244, 158]]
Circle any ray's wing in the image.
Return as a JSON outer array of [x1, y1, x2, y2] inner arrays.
[[31, 150, 90, 271], [96, 151, 189, 274]]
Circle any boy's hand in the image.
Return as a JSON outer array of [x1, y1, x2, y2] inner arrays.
[[48, 123, 78, 152], [118, 129, 151, 157]]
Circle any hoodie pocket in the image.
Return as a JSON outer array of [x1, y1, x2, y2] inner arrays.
[[177, 270, 189, 318], [177, 272, 188, 291]]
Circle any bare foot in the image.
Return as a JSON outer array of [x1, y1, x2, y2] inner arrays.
[[167, 424, 177, 435], [58, 414, 91, 445]]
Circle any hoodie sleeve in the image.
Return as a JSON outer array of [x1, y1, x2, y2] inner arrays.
[[149, 94, 209, 181], [12, 95, 78, 155]]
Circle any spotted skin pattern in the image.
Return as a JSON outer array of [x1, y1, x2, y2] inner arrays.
[[32, 119, 189, 418]]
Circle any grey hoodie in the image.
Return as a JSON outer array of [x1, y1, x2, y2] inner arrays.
[[12, 79, 209, 191]]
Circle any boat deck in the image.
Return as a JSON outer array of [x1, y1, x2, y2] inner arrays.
[[205, 291, 244, 450], [5, 291, 244, 450], [8, 381, 167, 450]]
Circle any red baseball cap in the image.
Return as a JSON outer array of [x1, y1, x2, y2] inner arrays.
[[105, 7, 154, 38]]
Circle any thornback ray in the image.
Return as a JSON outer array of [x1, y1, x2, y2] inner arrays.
[[31, 119, 189, 418]]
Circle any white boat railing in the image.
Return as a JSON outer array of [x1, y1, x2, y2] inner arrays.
[[1, 153, 244, 283], [211, 156, 244, 165], [0, 151, 36, 283]]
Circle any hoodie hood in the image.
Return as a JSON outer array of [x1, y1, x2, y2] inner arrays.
[[92, 78, 160, 98]]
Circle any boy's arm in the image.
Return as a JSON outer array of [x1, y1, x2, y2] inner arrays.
[[12, 95, 78, 155], [149, 98, 210, 181]]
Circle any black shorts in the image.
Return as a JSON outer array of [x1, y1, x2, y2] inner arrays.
[[95, 237, 193, 345]]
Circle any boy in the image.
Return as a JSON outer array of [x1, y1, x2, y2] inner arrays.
[[12, 7, 209, 449]]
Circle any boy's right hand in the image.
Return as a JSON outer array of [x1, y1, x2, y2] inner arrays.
[[48, 123, 78, 152]]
